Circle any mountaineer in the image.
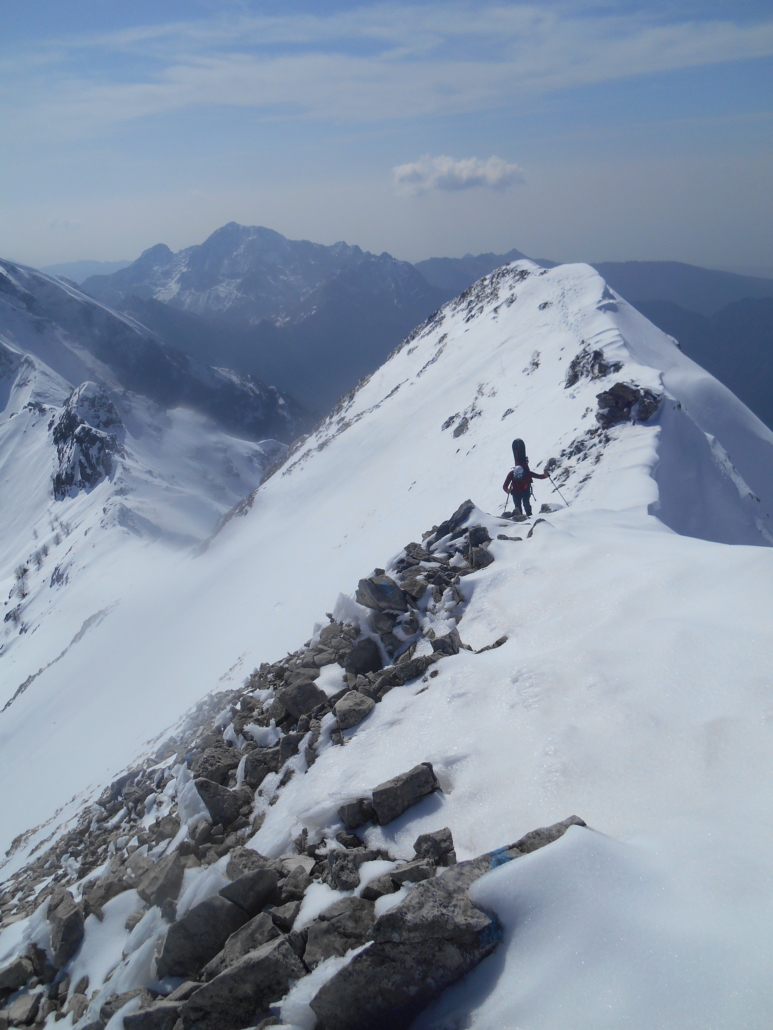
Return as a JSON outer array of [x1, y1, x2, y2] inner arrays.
[[502, 438, 549, 519]]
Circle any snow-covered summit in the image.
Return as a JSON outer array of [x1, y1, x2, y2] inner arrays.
[[2, 259, 773, 1028]]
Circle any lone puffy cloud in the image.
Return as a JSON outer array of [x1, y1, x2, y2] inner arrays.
[[393, 154, 525, 195]]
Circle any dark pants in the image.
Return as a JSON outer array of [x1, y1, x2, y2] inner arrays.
[[511, 490, 532, 517]]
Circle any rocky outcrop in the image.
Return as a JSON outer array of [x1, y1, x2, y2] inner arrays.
[[596, 382, 660, 428], [51, 382, 124, 499], [1, 503, 591, 1030]]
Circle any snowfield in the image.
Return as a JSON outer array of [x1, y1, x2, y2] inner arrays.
[[2, 260, 773, 1028]]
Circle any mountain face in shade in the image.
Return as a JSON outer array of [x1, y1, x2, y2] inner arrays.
[[82, 224, 449, 412], [0, 258, 313, 443]]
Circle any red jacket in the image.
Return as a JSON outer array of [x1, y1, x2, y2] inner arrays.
[[503, 462, 548, 494]]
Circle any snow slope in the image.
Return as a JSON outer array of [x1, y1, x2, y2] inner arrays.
[[3, 260, 773, 1027]]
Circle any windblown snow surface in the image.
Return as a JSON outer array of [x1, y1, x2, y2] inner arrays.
[[3, 260, 773, 1028]]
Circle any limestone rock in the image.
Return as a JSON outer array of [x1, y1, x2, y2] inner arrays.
[[303, 897, 376, 969], [355, 575, 408, 613], [137, 852, 185, 907], [326, 849, 379, 891], [310, 875, 501, 1030], [278, 865, 312, 903], [123, 1001, 181, 1030], [413, 827, 456, 867], [194, 778, 241, 828], [7, 991, 41, 1026], [343, 639, 382, 676], [277, 680, 327, 720], [192, 746, 241, 785], [334, 691, 376, 730], [47, 889, 84, 968], [181, 937, 306, 1030], [371, 763, 439, 825], [360, 873, 399, 902], [243, 748, 281, 789], [390, 859, 436, 886], [226, 846, 281, 881], [219, 868, 278, 918], [0, 957, 34, 994], [201, 913, 280, 979], [156, 896, 249, 979], [338, 798, 375, 831]]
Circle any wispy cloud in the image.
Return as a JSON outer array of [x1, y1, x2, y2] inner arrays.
[[394, 155, 525, 195], [3, 4, 773, 142]]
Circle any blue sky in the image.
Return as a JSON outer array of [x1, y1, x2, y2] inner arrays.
[[1, 0, 771, 269]]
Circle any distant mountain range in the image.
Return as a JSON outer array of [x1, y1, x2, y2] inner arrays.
[[82, 224, 448, 412], [0, 259, 312, 443], [74, 226, 773, 427]]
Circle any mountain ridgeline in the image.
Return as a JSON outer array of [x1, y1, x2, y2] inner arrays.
[[81, 225, 773, 428]]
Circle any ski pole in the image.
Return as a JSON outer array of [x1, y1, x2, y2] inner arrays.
[[547, 472, 569, 506]]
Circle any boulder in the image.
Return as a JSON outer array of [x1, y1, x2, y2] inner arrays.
[[397, 573, 427, 601], [355, 575, 409, 613], [390, 859, 436, 886], [123, 1001, 181, 1030], [100, 989, 155, 1023], [166, 983, 202, 1002], [277, 680, 328, 720], [194, 779, 241, 828], [467, 526, 491, 546], [47, 889, 84, 967], [243, 748, 281, 789], [279, 732, 306, 764], [326, 849, 379, 891], [429, 500, 475, 545], [596, 382, 660, 428], [278, 865, 312, 903], [371, 763, 439, 826], [413, 827, 456, 866], [0, 957, 34, 994], [360, 873, 399, 902], [156, 896, 249, 979], [66, 993, 89, 1021], [468, 546, 494, 570], [269, 901, 301, 932], [343, 639, 382, 676], [219, 868, 278, 918], [334, 692, 376, 730], [180, 938, 306, 1030], [192, 746, 241, 785], [304, 897, 376, 969], [430, 630, 461, 657], [137, 852, 185, 907], [201, 913, 280, 979], [83, 873, 129, 918], [226, 847, 281, 880], [310, 875, 502, 1030], [338, 798, 375, 831], [7, 992, 41, 1027]]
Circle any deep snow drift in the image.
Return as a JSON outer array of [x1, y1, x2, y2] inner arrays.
[[2, 259, 773, 1028]]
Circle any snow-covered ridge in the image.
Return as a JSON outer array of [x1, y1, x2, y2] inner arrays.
[[251, 259, 772, 548], [2, 258, 773, 1028]]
